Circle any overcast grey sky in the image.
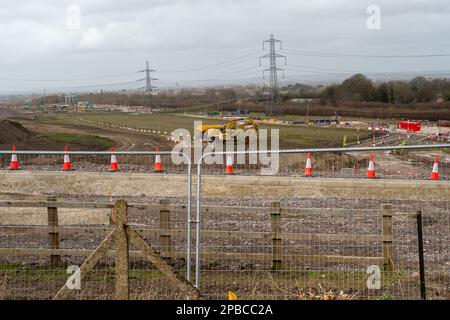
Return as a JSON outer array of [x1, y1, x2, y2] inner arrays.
[[1, 0, 450, 93]]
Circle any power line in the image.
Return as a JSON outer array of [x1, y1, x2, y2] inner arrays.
[[192, 66, 263, 81], [40, 80, 139, 91], [157, 50, 262, 73], [0, 72, 139, 82], [286, 64, 358, 74], [137, 60, 158, 95], [285, 65, 450, 77], [260, 34, 286, 115], [191, 75, 264, 84], [281, 48, 450, 58]]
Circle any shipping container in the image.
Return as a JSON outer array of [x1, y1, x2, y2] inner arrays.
[[397, 121, 421, 132]]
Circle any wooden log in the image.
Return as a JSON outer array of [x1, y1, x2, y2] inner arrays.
[[0, 201, 114, 209], [114, 200, 129, 300], [159, 199, 171, 262], [47, 196, 60, 268], [125, 226, 201, 300], [270, 202, 282, 271], [0, 247, 384, 265], [0, 225, 387, 242], [382, 204, 394, 271]]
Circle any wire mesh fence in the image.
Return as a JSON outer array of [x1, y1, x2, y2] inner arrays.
[[0, 200, 192, 300], [0, 145, 449, 300], [191, 200, 448, 300], [1, 200, 447, 300], [192, 145, 450, 299], [200, 148, 450, 180], [1, 144, 449, 180], [0, 151, 189, 175]]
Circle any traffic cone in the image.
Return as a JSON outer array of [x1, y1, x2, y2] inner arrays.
[[63, 146, 72, 171], [431, 156, 439, 180], [9, 145, 19, 170], [367, 153, 376, 178], [225, 155, 234, 174], [304, 153, 313, 177], [154, 147, 164, 172], [110, 147, 118, 172]]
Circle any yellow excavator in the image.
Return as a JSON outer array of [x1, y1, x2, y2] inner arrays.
[[197, 118, 259, 143]]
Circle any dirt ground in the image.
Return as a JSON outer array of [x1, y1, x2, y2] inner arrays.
[[0, 108, 33, 120], [19, 117, 172, 151], [0, 190, 448, 300]]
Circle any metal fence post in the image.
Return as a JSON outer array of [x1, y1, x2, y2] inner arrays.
[[159, 199, 172, 262], [382, 204, 394, 272], [416, 210, 427, 300], [195, 160, 202, 289], [270, 201, 282, 272], [47, 195, 60, 268], [186, 158, 192, 283]]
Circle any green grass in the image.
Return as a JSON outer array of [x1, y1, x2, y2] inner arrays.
[[0, 263, 162, 282], [45, 133, 115, 149], [74, 113, 372, 148], [77, 113, 228, 133], [0, 263, 423, 300], [266, 124, 373, 148]]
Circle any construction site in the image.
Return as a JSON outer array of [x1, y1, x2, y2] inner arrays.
[[0, 104, 449, 301], [1, 1, 450, 307]]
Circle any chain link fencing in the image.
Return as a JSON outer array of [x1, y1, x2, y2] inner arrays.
[[193, 144, 450, 299], [0, 145, 449, 299]]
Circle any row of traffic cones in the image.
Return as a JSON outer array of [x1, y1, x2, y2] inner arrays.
[[365, 152, 439, 180], [5, 145, 442, 180], [109, 146, 164, 172], [6, 145, 165, 173], [225, 152, 441, 180]]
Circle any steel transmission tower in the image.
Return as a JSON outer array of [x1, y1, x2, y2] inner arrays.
[[259, 34, 286, 115], [138, 60, 158, 95]]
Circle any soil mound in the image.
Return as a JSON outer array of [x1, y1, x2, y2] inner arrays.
[[0, 119, 59, 150]]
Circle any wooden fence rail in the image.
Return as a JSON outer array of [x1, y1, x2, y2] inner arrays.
[[0, 198, 400, 269]]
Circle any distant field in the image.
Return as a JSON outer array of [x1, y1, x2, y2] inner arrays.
[[77, 113, 228, 132], [204, 112, 398, 124], [45, 133, 115, 149], [75, 113, 373, 148], [270, 124, 371, 148]]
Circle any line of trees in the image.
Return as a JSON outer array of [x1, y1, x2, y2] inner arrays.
[[25, 73, 450, 112], [283, 74, 450, 106]]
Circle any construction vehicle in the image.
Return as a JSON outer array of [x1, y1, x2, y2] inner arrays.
[[197, 118, 258, 143]]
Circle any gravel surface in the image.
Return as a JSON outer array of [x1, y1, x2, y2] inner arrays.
[[0, 193, 448, 299]]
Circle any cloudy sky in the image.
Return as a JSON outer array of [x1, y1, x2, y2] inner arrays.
[[1, 0, 450, 93]]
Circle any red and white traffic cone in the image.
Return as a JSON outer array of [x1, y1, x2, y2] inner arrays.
[[63, 146, 72, 171], [431, 156, 439, 180], [9, 145, 19, 170], [367, 153, 376, 178], [225, 155, 234, 174], [304, 152, 313, 177], [154, 147, 164, 172], [110, 146, 118, 172]]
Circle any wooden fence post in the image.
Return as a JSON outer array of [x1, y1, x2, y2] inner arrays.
[[159, 199, 172, 262], [382, 204, 394, 271], [47, 196, 60, 267], [270, 201, 282, 272], [115, 200, 129, 300]]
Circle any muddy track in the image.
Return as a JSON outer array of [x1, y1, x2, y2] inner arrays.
[[21, 120, 172, 151]]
